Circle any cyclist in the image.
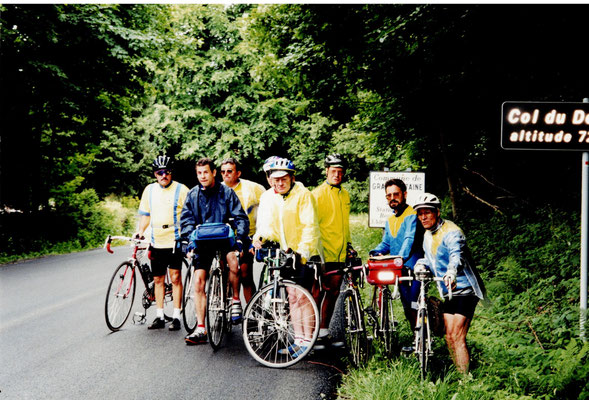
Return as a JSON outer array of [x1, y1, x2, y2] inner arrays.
[[253, 157, 322, 356], [180, 157, 249, 345], [134, 155, 189, 331], [311, 153, 353, 350], [220, 157, 265, 302], [369, 179, 424, 336], [413, 193, 486, 374]]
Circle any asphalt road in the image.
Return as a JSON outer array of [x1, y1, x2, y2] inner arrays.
[[0, 247, 345, 399]]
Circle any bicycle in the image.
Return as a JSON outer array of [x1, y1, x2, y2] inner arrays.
[[399, 260, 452, 380], [363, 254, 404, 357], [103, 235, 184, 331], [242, 246, 320, 368], [187, 222, 239, 350], [323, 252, 368, 367]]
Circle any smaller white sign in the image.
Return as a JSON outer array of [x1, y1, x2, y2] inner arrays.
[[368, 171, 426, 228]]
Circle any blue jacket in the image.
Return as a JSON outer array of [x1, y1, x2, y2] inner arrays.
[[422, 219, 485, 300], [180, 180, 249, 243], [371, 204, 423, 269]]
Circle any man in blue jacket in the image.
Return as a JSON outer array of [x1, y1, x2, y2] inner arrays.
[[414, 192, 485, 374], [370, 179, 423, 330], [180, 157, 249, 345]]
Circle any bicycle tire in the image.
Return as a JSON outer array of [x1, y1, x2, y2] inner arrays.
[[242, 281, 319, 368], [182, 261, 197, 333], [341, 289, 368, 367], [380, 289, 397, 357], [417, 310, 429, 380], [105, 261, 136, 331], [206, 261, 227, 350]]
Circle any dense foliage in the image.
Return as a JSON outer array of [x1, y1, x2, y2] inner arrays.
[[342, 211, 588, 400]]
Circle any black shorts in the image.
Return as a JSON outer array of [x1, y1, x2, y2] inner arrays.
[[442, 295, 479, 320], [193, 242, 235, 271], [322, 262, 345, 274], [150, 247, 183, 277], [282, 257, 320, 292]]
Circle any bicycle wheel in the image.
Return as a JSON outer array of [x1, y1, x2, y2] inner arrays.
[[105, 261, 136, 331], [242, 281, 319, 368], [341, 289, 368, 367], [182, 262, 197, 333], [416, 310, 429, 380], [380, 290, 398, 357], [206, 263, 227, 350]]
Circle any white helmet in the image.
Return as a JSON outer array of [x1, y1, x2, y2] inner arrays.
[[413, 193, 441, 210]]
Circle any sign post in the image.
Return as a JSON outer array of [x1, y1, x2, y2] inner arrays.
[[581, 98, 589, 341], [501, 100, 589, 341]]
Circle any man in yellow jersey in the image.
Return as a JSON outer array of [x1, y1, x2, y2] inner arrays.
[[311, 154, 353, 350], [220, 157, 265, 302], [135, 155, 189, 331], [253, 157, 322, 357], [370, 179, 424, 336]]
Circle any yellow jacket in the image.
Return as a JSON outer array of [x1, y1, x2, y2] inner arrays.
[[255, 181, 322, 263], [226, 179, 266, 236], [312, 181, 351, 263]]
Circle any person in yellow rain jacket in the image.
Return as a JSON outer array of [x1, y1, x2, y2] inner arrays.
[[311, 154, 353, 350], [253, 157, 322, 357], [220, 157, 266, 302]]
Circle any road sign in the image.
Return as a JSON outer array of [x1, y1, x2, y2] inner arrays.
[[368, 171, 425, 228], [501, 101, 589, 151]]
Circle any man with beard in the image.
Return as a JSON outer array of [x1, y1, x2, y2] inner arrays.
[[370, 179, 423, 336]]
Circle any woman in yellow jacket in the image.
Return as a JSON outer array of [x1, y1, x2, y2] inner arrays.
[[253, 157, 322, 356]]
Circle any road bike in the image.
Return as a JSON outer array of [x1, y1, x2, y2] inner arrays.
[[205, 246, 238, 350], [242, 246, 320, 368], [399, 260, 452, 380], [103, 235, 185, 331], [324, 252, 368, 367], [363, 255, 404, 358]]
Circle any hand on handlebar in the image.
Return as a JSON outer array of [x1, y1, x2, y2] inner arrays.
[[443, 272, 457, 291]]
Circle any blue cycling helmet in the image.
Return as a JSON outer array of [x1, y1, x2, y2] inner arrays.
[[268, 157, 295, 178]]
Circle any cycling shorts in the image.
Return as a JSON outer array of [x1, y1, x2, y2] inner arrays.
[[322, 262, 345, 274], [282, 256, 320, 292], [150, 247, 184, 277], [442, 294, 479, 320], [192, 242, 236, 271]]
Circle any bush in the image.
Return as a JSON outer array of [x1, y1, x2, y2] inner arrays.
[[0, 192, 138, 264]]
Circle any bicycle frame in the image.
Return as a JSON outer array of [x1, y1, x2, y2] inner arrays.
[[398, 266, 452, 379], [104, 235, 174, 326]]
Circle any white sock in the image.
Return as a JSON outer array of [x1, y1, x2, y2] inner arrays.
[[156, 308, 164, 319], [319, 328, 330, 337], [196, 325, 206, 334], [173, 308, 181, 320]]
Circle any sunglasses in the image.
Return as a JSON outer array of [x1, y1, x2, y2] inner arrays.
[[220, 169, 234, 174], [155, 169, 172, 176]]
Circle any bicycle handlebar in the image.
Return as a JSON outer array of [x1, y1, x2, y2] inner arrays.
[[398, 275, 453, 300], [104, 235, 150, 254]]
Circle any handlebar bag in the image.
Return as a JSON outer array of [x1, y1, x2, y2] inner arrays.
[[366, 256, 403, 285], [189, 223, 235, 247]]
